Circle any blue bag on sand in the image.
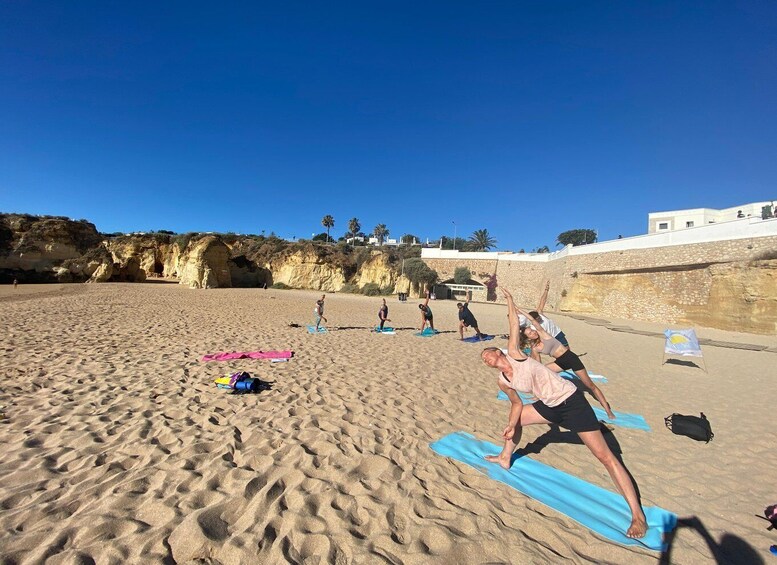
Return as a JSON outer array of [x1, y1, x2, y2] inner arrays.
[[234, 379, 259, 392]]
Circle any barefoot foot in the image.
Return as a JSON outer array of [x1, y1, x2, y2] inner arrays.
[[484, 454, 511, 470], [626, 516, 647, 538]]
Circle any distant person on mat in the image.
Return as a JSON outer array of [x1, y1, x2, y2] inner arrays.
[[314, 295, 327, 331], [481, 287, 647, 539], [519, 280, 569, 346], [517, 304, 615, 420], [458, 295, 484, 340], [418, 291, 435, 332], [378, 298, 390, 331]]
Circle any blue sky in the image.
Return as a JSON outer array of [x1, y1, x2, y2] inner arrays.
[[1, 2, 775, 250]]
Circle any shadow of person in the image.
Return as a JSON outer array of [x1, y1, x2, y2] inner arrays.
[[659, 516, 764, 565], [664, 358, 703, 369]]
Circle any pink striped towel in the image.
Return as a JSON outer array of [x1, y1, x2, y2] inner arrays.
[[201, 350, 293, 362]]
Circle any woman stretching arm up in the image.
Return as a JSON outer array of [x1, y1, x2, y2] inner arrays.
[[517, 305, 616, 420], [481, 287, 647, 539]]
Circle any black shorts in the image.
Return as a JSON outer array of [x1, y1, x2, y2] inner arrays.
[[554, 349, 585, 372], [532, 390, 600, 433]]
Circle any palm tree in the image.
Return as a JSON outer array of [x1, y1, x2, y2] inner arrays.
[[468, 229, 497, 251], [373, 224, 389, 245], [348, 217, 361, 242], [321, 215, 335, 243]]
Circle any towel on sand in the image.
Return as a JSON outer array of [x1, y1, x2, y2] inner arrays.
[[201, 350, 293, 362]]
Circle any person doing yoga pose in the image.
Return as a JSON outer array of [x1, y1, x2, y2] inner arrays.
[[458, 294, 484, 340], [418, 291, 435, 332], [517, 304, 615, 420], [482, 287, 647, 539], [378, 298, 390, 331], [518, 280, 570, 346], [313, 295, 327, 331]]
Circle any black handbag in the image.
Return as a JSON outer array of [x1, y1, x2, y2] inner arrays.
[[664, 412, 714, 443]]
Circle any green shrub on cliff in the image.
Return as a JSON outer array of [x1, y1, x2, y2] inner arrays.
[[173, 232, 201, 251], [403, 257, 438, 287], [454, 267, 472, 284], [360, 283, 383, 296]]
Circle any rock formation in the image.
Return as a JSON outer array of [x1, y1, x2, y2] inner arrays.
[[268, 246, 347, 292], [229, 255, 272, 288], [105, 235, 177, 278], [559, 259, 777, 334], [177, 236, 232, 289], [684, 260, 777, 334], [0, 214, 109, 283], [61, 246, 115, 283], [354, 252, 399, 290]]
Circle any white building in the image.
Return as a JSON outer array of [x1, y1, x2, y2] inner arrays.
[[345, 236, 401, 246], [648, 201, 775, 233], [368, 237, 399, 246]]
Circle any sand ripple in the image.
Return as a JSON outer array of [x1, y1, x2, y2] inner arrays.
[[1, 284, 774, 563]]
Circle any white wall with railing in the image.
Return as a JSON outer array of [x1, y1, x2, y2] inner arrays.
[[421, 217, 777, 263]]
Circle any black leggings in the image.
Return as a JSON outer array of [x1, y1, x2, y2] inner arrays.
[[554, 349, 586, 372]]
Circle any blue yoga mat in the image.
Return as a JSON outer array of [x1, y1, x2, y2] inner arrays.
[[430, 432, 676, 551], [496, 391, 651, 431], [560, 370, 608, 384], [374, 327, 395, 333], [307, 325, 328, 334], [462, 334, 495, 343], [414, 328, 439, 337]]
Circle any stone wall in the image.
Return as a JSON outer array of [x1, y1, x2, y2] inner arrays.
[[421, 258, 499, 285], [422, 236, 777, 334]]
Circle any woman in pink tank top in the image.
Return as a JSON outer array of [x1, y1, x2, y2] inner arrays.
[[480, 287, 647, 540]]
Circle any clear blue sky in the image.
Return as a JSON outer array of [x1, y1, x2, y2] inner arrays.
[[1, 2, 775, 250]]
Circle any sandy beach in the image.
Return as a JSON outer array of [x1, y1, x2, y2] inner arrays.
[[1, 283, 775, 564]]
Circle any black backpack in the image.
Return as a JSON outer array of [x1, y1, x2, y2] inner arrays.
[[664, 412, 714, 443]]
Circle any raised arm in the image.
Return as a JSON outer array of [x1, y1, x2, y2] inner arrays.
[[515, 305, 553, 341], [500, 287, 527, 360], [536, 280, 550, 314], [498, 378, 524, 437]]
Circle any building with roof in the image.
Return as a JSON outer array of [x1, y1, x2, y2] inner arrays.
[[648, 201, 774, 233]]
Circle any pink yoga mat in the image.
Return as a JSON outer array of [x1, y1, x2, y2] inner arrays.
[[201, 350, 293, 362]]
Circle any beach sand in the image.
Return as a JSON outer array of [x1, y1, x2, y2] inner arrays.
[[1, 283, 775, 563]]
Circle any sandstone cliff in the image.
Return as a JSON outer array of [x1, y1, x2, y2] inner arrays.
[[353, 252, 399, 289], [684, 260, 777, 334], [177, 236, 232, 289], [267, 245, 348, 292], [559, 259, 777, 334], [105, 235, 177, 278], [0, 214, 108, 283]]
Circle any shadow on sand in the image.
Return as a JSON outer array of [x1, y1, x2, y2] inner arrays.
[[663, 358, 704, 369], [659, 516, 764, 564], [516, 424, 764, 564]]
